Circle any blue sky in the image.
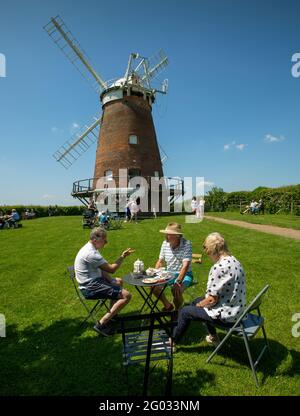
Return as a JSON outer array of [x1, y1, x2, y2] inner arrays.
[[0, 0, 299, 205]]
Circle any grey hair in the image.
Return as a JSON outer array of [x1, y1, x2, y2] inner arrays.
[[204, 232, 230, 258], [90, 227, 107, 241]]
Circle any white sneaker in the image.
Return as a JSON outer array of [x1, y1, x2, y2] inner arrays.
[[205, 334, 220, 346]]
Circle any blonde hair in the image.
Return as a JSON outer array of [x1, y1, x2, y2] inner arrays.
[[204, 232, 230, 258]]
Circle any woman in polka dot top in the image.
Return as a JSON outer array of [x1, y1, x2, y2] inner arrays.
[[173, 232, 246, 346]]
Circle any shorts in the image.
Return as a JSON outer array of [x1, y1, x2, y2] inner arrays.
[[80, 278, 121, 300], [167, 272, 193, 289]]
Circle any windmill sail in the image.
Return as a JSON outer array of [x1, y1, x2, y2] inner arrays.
[[53, 117, 101, 169], [140, 49, 168, 85], [44, 15, 107, 94]]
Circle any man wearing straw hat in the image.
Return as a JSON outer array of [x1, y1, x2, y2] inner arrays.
[[152, 222, 193, 311]]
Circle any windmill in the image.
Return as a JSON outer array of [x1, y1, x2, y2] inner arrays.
[[44, 15, 183, 213]]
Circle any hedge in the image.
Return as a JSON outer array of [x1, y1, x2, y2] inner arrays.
[[0, 205, 85, 217], [204, 184, 300, 215]]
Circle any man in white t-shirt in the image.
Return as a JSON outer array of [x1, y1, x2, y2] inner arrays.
[[152, 223, 193, 310], [74, 227, 134, 336]]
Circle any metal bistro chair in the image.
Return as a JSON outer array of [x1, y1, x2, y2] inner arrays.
[[67, 266, 109, 327], [206, 284, 270, 387], [117, 311, 176, 396]]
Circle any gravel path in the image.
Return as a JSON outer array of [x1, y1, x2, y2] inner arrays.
[[205, 215, 300, 240]]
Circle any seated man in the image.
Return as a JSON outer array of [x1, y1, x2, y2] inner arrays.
[[74, 227, 134, 336], [7, 209, 20, 227], [152, 222, 193, 311]]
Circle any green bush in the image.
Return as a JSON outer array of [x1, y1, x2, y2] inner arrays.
[[204, 184, 300, 215], [0, 205, 85, 217]]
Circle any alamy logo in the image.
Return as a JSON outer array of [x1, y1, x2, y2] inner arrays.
[[291, 313, 300, 338], [0, 314, 6, 337], [0, 53, 6, 77], [291, 53, 300, 78]]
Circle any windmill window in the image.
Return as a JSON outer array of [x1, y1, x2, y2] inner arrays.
[[129, 135, 138, 145], [128, 168, 141, 179], [105, 170, 113, 181]]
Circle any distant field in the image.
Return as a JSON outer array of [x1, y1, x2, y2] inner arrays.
[[206, 212, 300, 230], [0, 215, 299, 396]]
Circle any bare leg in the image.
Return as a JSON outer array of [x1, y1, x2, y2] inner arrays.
[[100, 289, 131, 326], [172, 284, 185, 310]]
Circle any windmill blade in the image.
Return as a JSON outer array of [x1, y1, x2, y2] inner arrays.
[[44, 15, 107, 94], [53, 117, 101, 169], [140, 49, 168, 84]]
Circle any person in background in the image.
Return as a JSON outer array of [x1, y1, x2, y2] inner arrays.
[[124, 199, 131, 222], [129, 200, 140, 223], [258, 199, 265, 215], [7, 209, 20, 228], [99, 211, 109, 228], [191, 197, 198, 214], [196, 197, 205, 219], [172, 232, 246, 348]]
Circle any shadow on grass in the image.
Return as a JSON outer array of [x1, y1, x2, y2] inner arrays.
[[176, 322, 299, 386], [0, 318, 214, 396]]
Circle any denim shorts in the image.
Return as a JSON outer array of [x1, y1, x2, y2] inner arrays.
[[80, 278, 121, 300], [167, 272, 193, 289]]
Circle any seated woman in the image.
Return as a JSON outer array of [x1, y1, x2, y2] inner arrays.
[[172, 232, 246, 347]]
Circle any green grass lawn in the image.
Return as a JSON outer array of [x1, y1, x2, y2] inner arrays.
[[0, 215, 299, 396], [207, 212, 300, 230]]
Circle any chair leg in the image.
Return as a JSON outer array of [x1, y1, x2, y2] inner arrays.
[[206, 329, 234, 363], [242, 331, 260, 388], [165, 357, 173, 396], [80, 300, 101, 327], [261, 325, 270, 353]]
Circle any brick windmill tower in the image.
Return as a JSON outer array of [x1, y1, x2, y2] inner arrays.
[[44, 16, 182, 213]]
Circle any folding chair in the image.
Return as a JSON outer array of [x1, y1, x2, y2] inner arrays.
[[67, 266, 109, 327], [117, 311, 176, 396], [206, 284, 270, 387]]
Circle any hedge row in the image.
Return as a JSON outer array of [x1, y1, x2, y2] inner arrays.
[[0, 205, 86, 217], [204, 184, 300, 215]]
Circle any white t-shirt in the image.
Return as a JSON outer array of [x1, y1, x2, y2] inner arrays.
[[74, 242, 107, 289], [204, 255, 246, 323]]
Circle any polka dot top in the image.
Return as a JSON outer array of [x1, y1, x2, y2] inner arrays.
[[204, 255, 246, 323]]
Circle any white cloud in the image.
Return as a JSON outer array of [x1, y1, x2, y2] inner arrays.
[[51, 127, 58, 133], [224, 142, 246, 151], [264, 134, 286, 143]]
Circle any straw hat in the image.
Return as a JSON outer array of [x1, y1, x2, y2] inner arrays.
[[159, 223, 183, 235]]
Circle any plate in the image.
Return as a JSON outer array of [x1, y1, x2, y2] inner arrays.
[[142, 274, 173, 284]]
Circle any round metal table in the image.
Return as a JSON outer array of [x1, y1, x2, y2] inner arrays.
[[123, 272, 176, 314]]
